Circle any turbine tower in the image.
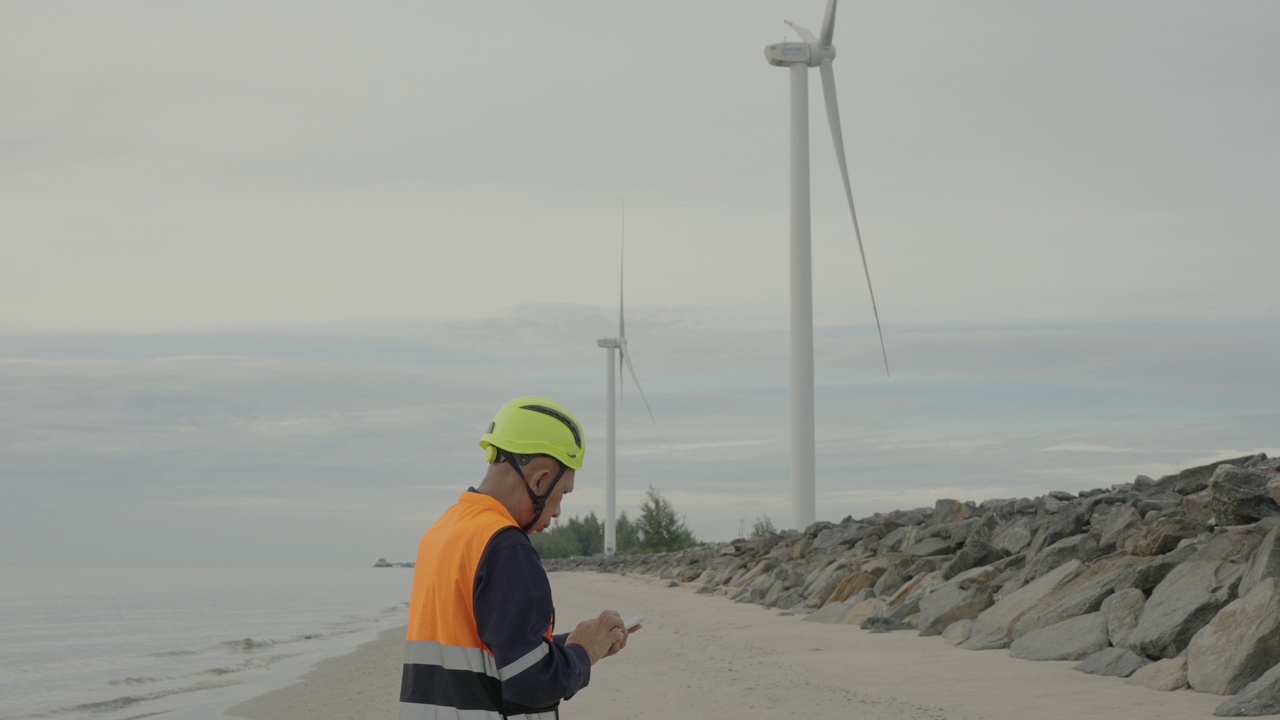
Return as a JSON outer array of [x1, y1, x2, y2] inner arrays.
[[764, 0, 889, 530], [596, 207, 653, 556]]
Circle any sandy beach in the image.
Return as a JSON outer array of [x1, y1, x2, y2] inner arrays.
[[227, 571, 1227, 720]]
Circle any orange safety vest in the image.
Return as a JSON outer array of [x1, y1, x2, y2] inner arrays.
[[399, 492, 557, 720]]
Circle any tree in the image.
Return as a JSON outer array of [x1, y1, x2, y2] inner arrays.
[[531, 512, 603, 558], [751, 514, 776, 539], [530, 525, 581, 559], [575, 513, 602, 555], [635, 485, 698, 553], [615, 511, 639, 555]]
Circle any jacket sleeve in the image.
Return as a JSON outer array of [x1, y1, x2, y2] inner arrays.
[[473, 528, 592, 710]]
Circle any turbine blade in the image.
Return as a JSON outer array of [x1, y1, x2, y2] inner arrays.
[[620, 346, 655, 423], [820, 60, 890, 377], [619, 201, 626, 339], [618, 199, 626, 407], [784, 19, 817, 45], [819, 0, 837, 47]]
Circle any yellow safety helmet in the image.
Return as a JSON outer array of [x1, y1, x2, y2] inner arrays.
[[479, 396, 585, 470]]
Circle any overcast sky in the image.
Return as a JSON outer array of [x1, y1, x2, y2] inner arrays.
[[3, 1, 1278, 567]]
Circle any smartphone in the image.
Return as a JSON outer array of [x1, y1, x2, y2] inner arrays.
[[624, 614, 644, 632]]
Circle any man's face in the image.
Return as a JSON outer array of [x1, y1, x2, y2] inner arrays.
[[529, 465, 575, 534]]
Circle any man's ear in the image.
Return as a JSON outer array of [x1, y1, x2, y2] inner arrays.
[[529, 465, 554, 494]]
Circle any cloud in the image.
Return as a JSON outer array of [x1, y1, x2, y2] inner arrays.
[[1039, 443, 1139, 454], [2, 318, 1277, 566]]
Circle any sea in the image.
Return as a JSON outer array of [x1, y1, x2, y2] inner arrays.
[[0, 566, 414, 720]]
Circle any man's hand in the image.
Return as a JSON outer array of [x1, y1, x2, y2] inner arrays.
[[565, 610, 627, 664]]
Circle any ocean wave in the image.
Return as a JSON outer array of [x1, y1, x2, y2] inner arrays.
[[221, 637, 278, 651], [197, 654, 292, 677], [60, 679, 236, 715], [145, 630, 323, 660], [107, 676, 164, 686], [148, 648, 200, 657]]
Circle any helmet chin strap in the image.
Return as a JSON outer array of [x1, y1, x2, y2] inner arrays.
[[503, 453, 568, 533]]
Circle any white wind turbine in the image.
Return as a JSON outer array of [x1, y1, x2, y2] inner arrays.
[[764, 0, 889, 530], [596, 209, 653, 556]]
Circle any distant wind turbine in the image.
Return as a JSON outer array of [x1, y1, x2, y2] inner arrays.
[[596, 206, 653, 556], [764, 0, 890, 530]]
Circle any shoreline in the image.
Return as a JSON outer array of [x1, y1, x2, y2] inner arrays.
[[224, 625, 406, 720], [225, 571, 1228, 720]]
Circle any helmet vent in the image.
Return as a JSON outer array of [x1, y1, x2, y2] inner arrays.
[[520, 404, 582, 449]]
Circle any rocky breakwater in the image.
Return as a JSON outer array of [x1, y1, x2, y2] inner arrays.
[[545, 453, 1280, 716]]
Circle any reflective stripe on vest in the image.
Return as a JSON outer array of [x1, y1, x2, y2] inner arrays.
[[397, 703, 558, 720], [401, 492, 557, 719]]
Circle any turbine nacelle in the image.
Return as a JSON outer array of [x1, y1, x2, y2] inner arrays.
[[596, 338, 619, 349], [763, 41, 835, 67]]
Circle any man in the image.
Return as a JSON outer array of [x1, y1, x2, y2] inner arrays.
[[400, 396, 630, 720]]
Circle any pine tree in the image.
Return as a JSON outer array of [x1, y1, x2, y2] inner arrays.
[[635, 485, 697, 553]]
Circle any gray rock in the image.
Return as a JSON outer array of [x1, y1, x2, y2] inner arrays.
[[846, 597, 886, 626], [803, 597, 857, 624], [961, 560, 1085, 651], [861, 616, 914, 633], [1083, 491, 1124, 518], [1130, 542, 1200, 591], [1008, 612, 1109, 661], [941, 538, 1003, 580], [1211, 465, 1280, 526], [903, 536, 956, 558], [730, 558, 777, 588], [992, 516, 1035, 556], [1123, 513, 1201, 556], [1126, 657, 1190, 692], [886, 508, 930, 526], [1188, 578, 1280, 695], [1185, 489, 1217, 526], [1122, 560, 1244, 659], [1135, 492, 1186, 517], [1101, 588, 1146, 648], [1093, 504, 1141, 550], [1215, 661, 1280, 716], [873, 560, 911, 597], [1074, 647, 1151, 678], [941, 619, 975, 645], [1010, 554, 1153, 640], [1202, 523, 1274, 564], [979, 498, 1018, 517], [1157, 455, 1264, 495], [917, 567, 998, 636], [825, 570, 882, 604], [927, 516, 986, 546], [1022, 534, 1099, 583], [1026, 508, 1086, 560], [931, 498, 973, 525], [773, 589, 804, 610], [884, 571, 944, 622], [1241, 524, 1280, 598], [810, 521, 866, 551]]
